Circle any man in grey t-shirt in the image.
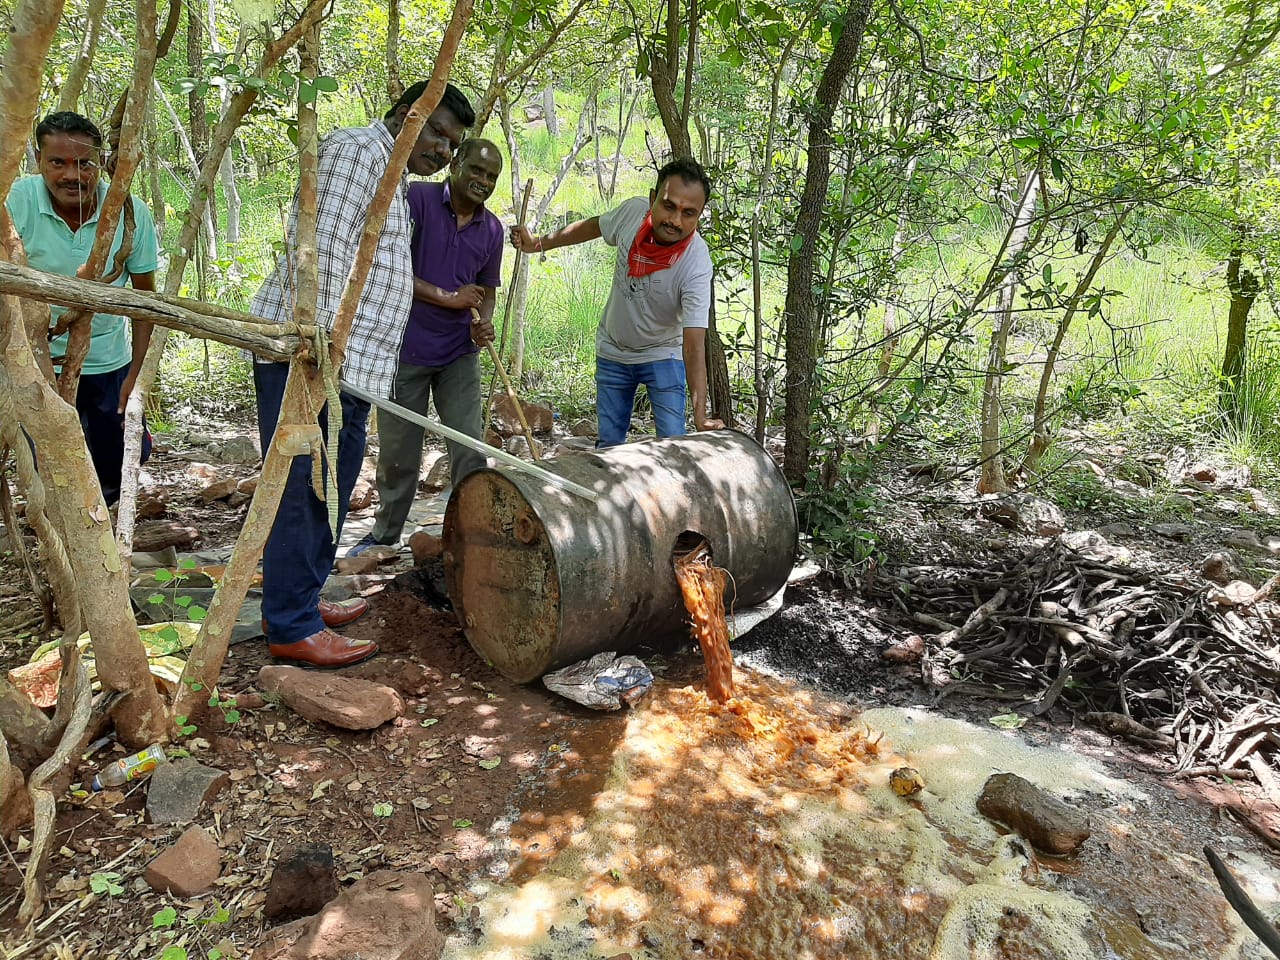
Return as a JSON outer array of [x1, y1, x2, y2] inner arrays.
[[511, 157, 725, 446]]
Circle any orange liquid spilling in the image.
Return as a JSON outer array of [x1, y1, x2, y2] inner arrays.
[[674, 542, 734, 702]]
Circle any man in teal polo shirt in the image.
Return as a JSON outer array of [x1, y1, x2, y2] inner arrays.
[[6, 111, 159, 505]]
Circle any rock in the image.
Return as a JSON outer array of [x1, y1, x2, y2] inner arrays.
[[336, 555, 381, 575], [1248, 488, 1279, 517], [146, 758, 229, 825], [976, 773, 1090, 857], [144, 826, 222, 896], [134, 520, 200, 552], [213, 436, 261, 464], [1209, 580, 1257, 606], [1201, 551, 1242, 585], [1212, 497, 1246, 516], [1104, 477, 1153, 499], [257, 666, 405, 730], [569, 418, 597, 438], [1224, 528, 1265, 551], [186, 462, 220, 480], [227, 491, 252, 509], [349, 480, 376, 512], [408, 531, 443, 566], [237, 476, 260, 496], [503, 435, 543, 459], [1188, 461, 1218, 483], [1151, 523, 1194, 540], [979, 495, 1064, 537], [264, 842, 339, 921], [881, 634, 924, 664], [251, 870, 443, 960], [1060, 530, 1107, 551], [136, 495, 167, 520], [492, 395, 554, 436], [424, 454, 451, 490]]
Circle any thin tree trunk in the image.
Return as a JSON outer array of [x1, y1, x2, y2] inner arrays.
[[56, 0, 159, 404], [1021, 207, 1130, 477], [187, 0, 209, 164], [781, 0, 873, 484], [58, 0, 110, 113], [220, 148, 241, 247], [542, 86, 559, 138], [978, 170, 1041, 495], [386, 0, 404, 102], [1222, 240, 1259, 425]]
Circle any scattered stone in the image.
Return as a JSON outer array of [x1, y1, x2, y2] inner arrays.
[[264, 842, 339, 922], [209, 436, 261, 464], [569, 418, 597, 438], [257, 666, 405, 730], [336, 555, 381, 576], [1188, 462, 1218, 483], [1209, 580, 1257, 607], [424, 454, 451, 490], [409, 531, 443, 566], [461, 735, 502, 760], [503, 435, 542, 459], [227, 491, 252, 509], [492, 395, 555, 436], [976, 772, 1091, 857], [251, 870, 443, 960], [1201, 551, 1243, 585], [144, 825, 222, 896], [978, 495, 1065, 537], [146, 758, 229, 825], [1103, 477, 1153, 498], [186, 462, 220, 480], [1248, 488, 1278, 517], [1224, 528, 1265, 552], [238, 476, 260, 496], [349, 480, 376, 512], [1211, 498, 1246, 516], [881, 634, 924, 664], [136, 495, 167, 520], [1150, 523, 1194, 541], [134, 520, 200, 553]]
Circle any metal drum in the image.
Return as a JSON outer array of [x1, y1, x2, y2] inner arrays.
[[442, 429, 797, 682]]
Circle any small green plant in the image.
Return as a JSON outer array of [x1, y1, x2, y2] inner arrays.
[[152, 900, 232, 960], [206, 693, 241, 725], [89, 871, 124, 896]]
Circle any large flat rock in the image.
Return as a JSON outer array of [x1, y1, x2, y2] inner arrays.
[[257, 666, 405, 730]]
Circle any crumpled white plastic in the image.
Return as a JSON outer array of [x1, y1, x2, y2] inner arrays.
[[542, 651, 654, 711]]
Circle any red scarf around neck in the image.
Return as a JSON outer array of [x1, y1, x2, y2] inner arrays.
[[628, 210, 696, 277]]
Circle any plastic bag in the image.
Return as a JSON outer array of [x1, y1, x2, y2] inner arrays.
[[542, 652, 654, 711]]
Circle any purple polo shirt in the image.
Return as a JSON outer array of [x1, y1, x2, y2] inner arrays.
[[401, 180, 505, 367]]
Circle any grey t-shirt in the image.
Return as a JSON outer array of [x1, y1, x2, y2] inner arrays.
[[596, 197, 712, 365]]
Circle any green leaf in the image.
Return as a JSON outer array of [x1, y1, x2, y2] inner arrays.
[[419, 718, 439, 728], [1050, 156, 1064, 180], [174, 595, 192, 608], [154, 569, 174, 583], [188, 605, 208, 622], [452, 818, 474, 829], [148, 593, 165, 605], [1011, 135, 1040, 149], [90, 871, 124, 895], [989, 713, 1027, 730], [153, 906, 178, 929], [477, 757, 501, 770], [159, 947, 188, 960], [788, 235, 804, 254], [373, 802, 394, 817], [223, 710, 241, 724], [314, 75, 339, 92], [209, 694, 220, 707]]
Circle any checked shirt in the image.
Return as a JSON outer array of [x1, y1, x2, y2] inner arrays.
[[251, 120, 413, 399]]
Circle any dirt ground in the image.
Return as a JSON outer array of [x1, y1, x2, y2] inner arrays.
[[4, 439, 1280, 959]]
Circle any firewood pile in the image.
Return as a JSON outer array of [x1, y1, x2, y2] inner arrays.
[[871, 541, 1280, 776]]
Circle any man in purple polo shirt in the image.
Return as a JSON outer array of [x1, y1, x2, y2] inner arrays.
[[349, 138, 504, 555]]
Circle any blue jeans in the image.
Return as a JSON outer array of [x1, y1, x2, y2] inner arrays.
[[76, 363, 152, 506], [595, 357, 686, 448], [254, 362, 370, 644]]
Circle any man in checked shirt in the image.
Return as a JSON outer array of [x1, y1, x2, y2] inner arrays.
[[251, 82, 474, 668]]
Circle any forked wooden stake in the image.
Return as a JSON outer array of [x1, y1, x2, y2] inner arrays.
[[485, 176, 533, 432], [475, 306, 540, 460]]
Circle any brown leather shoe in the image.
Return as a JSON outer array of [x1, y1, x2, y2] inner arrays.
[[269, 628, 379, 669], [318, 596, 369, 628]]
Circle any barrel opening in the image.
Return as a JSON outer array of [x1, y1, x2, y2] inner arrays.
[[672, 529, 712, 564]]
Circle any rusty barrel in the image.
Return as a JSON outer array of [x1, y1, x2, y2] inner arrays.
[[442, 429, 797, 683]]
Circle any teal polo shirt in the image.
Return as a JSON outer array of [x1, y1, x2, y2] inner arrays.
[[6, 175, 159, 374]]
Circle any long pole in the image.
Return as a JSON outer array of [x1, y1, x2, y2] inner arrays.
[[475, 307, 540, 461], [341, 382, 597, 501]]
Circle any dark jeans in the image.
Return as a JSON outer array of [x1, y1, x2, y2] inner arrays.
[[77, 363, 152, 506], [254, 362, 370, 644]]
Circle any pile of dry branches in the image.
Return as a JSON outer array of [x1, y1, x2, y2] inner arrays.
[[872, 542, 1280, 776]]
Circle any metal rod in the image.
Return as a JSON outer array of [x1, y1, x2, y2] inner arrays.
[[342, 381, 598, 502]]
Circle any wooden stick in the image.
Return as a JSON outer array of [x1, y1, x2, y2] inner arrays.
[[486, 177, 533, 432], [1205, 845, 1280, 958], [475, 307, 540, 461]]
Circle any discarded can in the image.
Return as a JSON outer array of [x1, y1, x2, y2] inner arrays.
[[91, 744, 166, 791]]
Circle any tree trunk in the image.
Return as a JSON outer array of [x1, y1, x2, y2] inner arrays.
[[219, 147, 241, 248], [386, 0, 404, 102], [1222, 242, 1259, 425], [647, 0, 695, 156], [977, 170, 1041, 495], [187, 0, 209, 165], [542, 86, 559, 138], [780, 0, 873, 484], [705, 279, 732, 427], [58, 0, 110, 113]]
